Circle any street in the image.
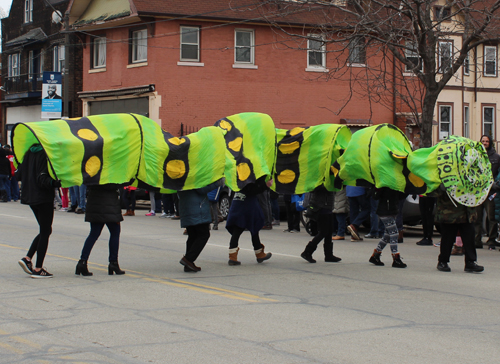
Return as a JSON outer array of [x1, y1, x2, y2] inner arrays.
[[1, 201, 500, 364]]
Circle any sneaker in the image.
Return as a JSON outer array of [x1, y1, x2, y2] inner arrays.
[[261, 224, 273, 230], [416, 238, 433, 246], [30, 268, 53, 278], [59, 207, 68, 212], [75, 208, 84, 214], [283, 229, 291, 233], [18, 257, 33, 274], [159, 212, 168, 218], [464, 261, 484, 273], [347, 224, 361, 240], [437, 261, 451, 272], [364, 233, 380, 239], [290, 229, 300, 233], [171, 215, 181, 220], [272, 220, 280, 226], [146, 211, 156, 216], [433, 241, 441, 247]]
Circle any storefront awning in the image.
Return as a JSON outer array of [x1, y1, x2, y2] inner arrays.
[[78, 84, 155, 98]]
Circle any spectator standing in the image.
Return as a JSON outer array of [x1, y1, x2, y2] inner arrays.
[[76, 184, 86, 214], [146, 190, 156, 216], [346, 186, 370, 241], [4, 145, 19, 201], [160, 193, 176, 217], [0, 146, 12, 202], [178, 179, 224, 272], [332, 188, 348, 240], [16, 144, 60, 278], [283, 194, 301, 233], [59, 187, 69, 211], [270, 191, 280, 225], [76, 184, 125, 276], [474, 135, 500, 249], [68, 185, 79, 212]]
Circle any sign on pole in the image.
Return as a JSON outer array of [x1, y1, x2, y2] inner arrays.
[[41, 71, 62, 119]]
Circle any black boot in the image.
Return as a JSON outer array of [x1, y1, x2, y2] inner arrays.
[[301, 241, 317, 263], [75, 259, 93, 276], [392, 253, 407, 268], [369, 249, 384, 266], [324, 241, 341, 262], [108, 261, 125, 275]]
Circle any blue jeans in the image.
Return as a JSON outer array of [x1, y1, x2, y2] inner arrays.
[[333, 213, 347, 236], [79, 184, 87, 211], [349, 195, 370, 228], [69, 186, 80, 208], [9, 176, 19, 200]]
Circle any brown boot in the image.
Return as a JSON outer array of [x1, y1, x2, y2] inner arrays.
[[228, 247, 241, 266], [451, 245, 463, 255], [123, 209, 132, 216], [255, 244, 272, 263]]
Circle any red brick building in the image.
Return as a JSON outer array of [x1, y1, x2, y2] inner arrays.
[[69, 0, 396, 135]]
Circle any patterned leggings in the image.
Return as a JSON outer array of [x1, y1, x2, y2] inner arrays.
[[376, 215, 399, 254]]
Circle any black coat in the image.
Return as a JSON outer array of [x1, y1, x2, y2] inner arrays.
[[374, 187, 405, 217], [0, 148, 11, 176], [15, 147, 56, 205], [85, 184, 123, 223]]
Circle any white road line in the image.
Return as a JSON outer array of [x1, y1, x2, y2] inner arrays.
[[0, 214, 26, 219]]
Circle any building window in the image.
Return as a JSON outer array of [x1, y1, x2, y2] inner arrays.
[[131, 29, 147, 63], [348, 38, 366, 65], [435, 6, 451, 21], [7, 53, 20, 77], [464, 105, 469, 138], [405, 41, 422, 72], [28, 49, 43, 80], [235, 29, 254, 64], [439, 104, 452, 139], [484, 45, 497, 77], [483, 105, 495, 137], [24, 0, 33, 23], [180, 26, 200, 61], [307, 35, 326, 68], [53, 45, 65, 73], [438, 41, 452, 73], [463, 51, 470, 75], [92, 37, 106, 68]]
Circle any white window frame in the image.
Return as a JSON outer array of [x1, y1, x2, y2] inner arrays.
[[348, 37, 366, 66], [463, 105, 469, 138], [28, 50, 42, 80], [53, 45, 65, 73], [131, 29, 147, 63], [307, 35, 326, 69], [439, 104, 452, 140], [92, 37, 106, 69], [180, 26, 200, 62], [438, 41, 452, 73], [463, 51, 470, 75], [405, 41, 422, 73], [8, 53, 20, 77], [234, 29, 254, 64], [484, 45, 497, 77], [483, 106, 495, 137], [24, 0, 33, 23]]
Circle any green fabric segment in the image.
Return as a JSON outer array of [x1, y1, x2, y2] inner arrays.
[[274, 124, 351, 194], [215, 112, 276, 192], [335, 124, 413, 191], [408, 135, 493, 206]]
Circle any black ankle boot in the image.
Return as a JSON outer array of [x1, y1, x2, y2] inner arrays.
[[75, 259, 93, 276], [108, 261, 125, 275]]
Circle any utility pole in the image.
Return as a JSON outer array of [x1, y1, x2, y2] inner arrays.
[[63, 10, 70, 118]]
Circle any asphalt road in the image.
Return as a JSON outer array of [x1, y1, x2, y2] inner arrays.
[[1, 201, 499, 364]]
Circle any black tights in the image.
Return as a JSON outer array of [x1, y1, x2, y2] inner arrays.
[[27, 202, 54, 268], [229, 226, 263, 250]]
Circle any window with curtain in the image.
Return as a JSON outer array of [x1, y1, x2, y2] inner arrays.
[[235, 29, 254, 64], [307, 36, 325, 68], [131, 29, 147, 63], [438, 41, 452, 73], [93, 37, 106, 68]]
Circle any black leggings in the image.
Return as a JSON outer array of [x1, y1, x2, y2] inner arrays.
[[27, 202, 54, 268], [229, 226, 263, 250]]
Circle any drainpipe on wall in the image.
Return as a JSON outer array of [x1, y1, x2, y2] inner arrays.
[[63, 11, 70, 118]]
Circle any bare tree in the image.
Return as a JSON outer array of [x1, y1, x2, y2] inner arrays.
[[254, 0, 500, 147]]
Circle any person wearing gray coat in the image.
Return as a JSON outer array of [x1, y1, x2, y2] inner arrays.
[[332, 188, 348, 240]]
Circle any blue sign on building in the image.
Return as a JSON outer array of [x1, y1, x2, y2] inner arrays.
[[41, 72, 62, 119]]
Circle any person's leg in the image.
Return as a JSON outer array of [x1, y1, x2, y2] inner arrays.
[[10, 176, 20, 201], [336, 213, 347, 237], [106, 222, 121, 262], [271, 196, 280, 222], [484, 198, 498, 246], [130, 190, 136, 211], [79, 184, 87, 211], [460, 222, 477, 263], [474, 204, 484, 248], [368, 198, 379, 236], [210, 201, 219, 225], [438, 223, 459, 264], [30, 202, 55, 269], [292, 210, 301, 231], [61, 187, 69, 209], [257, 191, 272, 227], [185, 223, 210, 262], [229, 226, 245, 249], [348, 197, 360, 226], [3, 175, 12, 201], [148, 191, 156, 214], [68, 186, 78, 210], [0, 175, 9, 201], [80, 222, 105, 260]]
